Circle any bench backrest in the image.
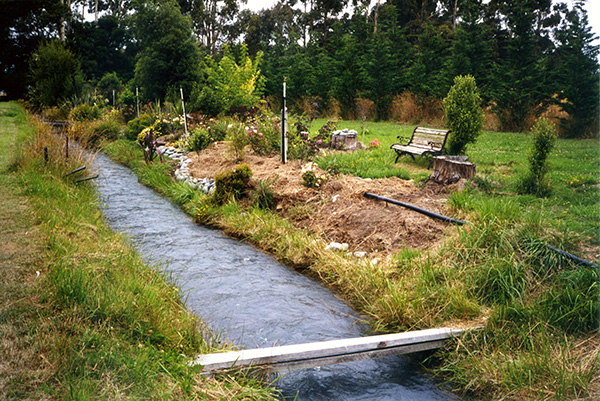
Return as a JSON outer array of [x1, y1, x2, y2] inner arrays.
[[409, 127, 450, 151]]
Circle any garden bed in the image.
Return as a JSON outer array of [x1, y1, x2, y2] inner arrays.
[[186, 141, 458, 255]]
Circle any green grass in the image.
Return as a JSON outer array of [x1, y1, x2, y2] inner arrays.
[[1, 103, 277, 400], [101, 115, 599, 400], [310, 119, 600, 247]]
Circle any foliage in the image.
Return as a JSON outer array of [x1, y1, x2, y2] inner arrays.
[[125, 113, 154, 141], [443, 75, 484, 155], [137, 120, 165, 164], [196, 44, 265, 116], [132, 0, 202, 101], [69, 103, 102, 122], [87, 110, 123, 144], [225, 121, 250, 162], [301, 162, 327, 188], [68, 15, 135, 82], [28, 41, 84, 109], [213, 164, 253, 204], [188, 127, 212, 153], [517, 118, 557, 196], [552, 3, 600, 138], [96, 72, 123, 102], [252, 176, 278, 210]]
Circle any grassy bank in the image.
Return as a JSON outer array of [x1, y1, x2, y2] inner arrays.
[[96, 115, 597, 399], [0, 102, 277, 399]]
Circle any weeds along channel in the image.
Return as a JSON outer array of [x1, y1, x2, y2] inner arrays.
[[15, 100, 599, 400], [99, 120, 598, 399], [1, 102, 278, 399]]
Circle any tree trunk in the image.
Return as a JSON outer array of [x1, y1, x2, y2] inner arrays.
[[428, 156, 476, 185]]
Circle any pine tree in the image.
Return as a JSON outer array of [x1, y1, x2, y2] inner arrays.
[[552, 2, 599, 137]]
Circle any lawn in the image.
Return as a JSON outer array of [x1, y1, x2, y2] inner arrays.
[[308, 118, 600, 247]]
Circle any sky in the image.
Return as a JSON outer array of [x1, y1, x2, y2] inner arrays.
[[244, 0, 600, 43]]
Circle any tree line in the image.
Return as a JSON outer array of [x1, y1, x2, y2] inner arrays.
[[1, 0, 598, 136]]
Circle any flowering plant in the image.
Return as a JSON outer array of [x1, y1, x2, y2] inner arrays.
[[301, 162, 327, 188], [370, 139, 381, 148]]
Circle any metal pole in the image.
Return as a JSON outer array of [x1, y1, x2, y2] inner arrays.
[[136, 87, 140, 118], [281, 77, 287, 164], [112, 89, 115, 108]]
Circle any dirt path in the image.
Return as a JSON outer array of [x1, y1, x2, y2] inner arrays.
[[0, 106, 52, 400]]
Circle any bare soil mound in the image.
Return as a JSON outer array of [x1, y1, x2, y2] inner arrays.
[[187, 142, 455, 255]]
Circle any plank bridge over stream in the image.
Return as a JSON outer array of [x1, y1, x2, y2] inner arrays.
[[192, 327, 469, 375]]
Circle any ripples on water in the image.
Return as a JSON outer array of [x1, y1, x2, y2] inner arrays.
[[94, 154, 456, 400]]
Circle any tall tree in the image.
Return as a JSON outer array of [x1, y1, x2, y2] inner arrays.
[[490, 0, 554, 132], [68, 15, 135, 82], [552, 1, 599, 137], [132, 0, 202, 101], [0, 0, 68, 98], [181, 0, 244, 54], [448, 0, 494, 101], [28, 40, 84, 108]]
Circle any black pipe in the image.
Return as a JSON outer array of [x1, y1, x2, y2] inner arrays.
[[364, 192, 467, 226], [65, 166, 86, 176], [545, 244, 598, 269], [75, 175, 99, 183]]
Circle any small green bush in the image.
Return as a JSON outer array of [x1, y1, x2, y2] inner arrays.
[[252, 177, 277, 210], [517, 118, 557, 196], [213, 164, 253, 204], [443, 75, 484, 155], [225, 122, 249, 162], [188, 128, 212, 153], [70, 103, 102, 121], [85, 111, 123, 144], [126, 113, 154, 141], [208, 119, 230, 142]]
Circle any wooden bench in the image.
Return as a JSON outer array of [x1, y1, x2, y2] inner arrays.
[[390, 126, 450, 167]]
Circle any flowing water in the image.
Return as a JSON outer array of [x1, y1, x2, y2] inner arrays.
[[94, 154, 457, 400]]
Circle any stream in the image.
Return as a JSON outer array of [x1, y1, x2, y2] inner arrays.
[[93, 153, 457, 400]]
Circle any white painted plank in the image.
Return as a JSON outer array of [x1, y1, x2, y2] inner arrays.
[[191, 327, 465, 373]]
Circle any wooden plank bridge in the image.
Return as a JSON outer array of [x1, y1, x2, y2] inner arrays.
[[191, 327, 468, 374]]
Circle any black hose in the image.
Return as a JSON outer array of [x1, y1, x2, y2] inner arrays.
[[65, 166, 86, 176], [75, 175, 99, 183], [545, 244, 598, 269], [363, 192, 467, 226]]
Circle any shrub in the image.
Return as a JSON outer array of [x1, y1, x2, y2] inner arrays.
[[301, 162, 327, 188], [125, 113, 154, 141], [207, 118, 230, 141], [443, 75, 484, 155], [225, 122, 249, 162], [252, 177, 277, 210], [188, 127, 212, 153], [517, 118, 557, 196], [96, 72, 122, 102], [213, 164, 253, 204], [70, 103, 102, 121], [28, 41, 84, 109]]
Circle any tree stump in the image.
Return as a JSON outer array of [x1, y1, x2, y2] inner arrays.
[[428, 156, 476, 185]]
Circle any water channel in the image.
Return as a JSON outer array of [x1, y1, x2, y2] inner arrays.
[[93, 153, 457, 400]]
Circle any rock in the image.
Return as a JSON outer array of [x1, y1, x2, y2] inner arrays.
[[325, 242, 349, 251], [353, 251, 367, 258]]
